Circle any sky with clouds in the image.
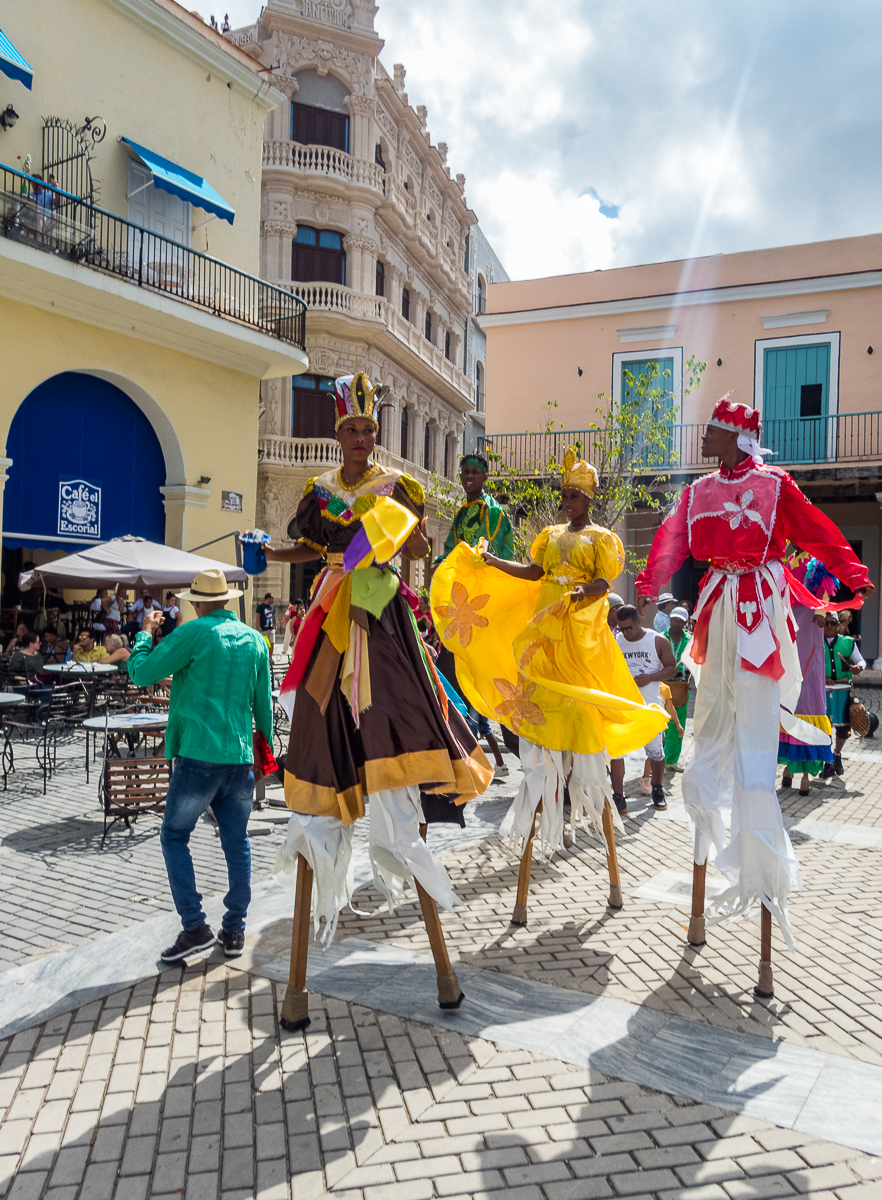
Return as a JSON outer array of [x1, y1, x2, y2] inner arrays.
[[217, 0, 882, 280]]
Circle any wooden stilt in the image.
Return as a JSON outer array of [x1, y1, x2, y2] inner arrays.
[[511, 798, 542, 925], [754, 902, 774, 999], [280, 854, 313, 1032], [417, 823, 464, 1009], [602, 799, 623, 909], [687, 859, 707, 946]]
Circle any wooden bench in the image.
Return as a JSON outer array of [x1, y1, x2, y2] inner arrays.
[[102, 756, 170, 840]]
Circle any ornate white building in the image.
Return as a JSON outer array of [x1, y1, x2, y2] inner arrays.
[[227, 0, 480, 603]]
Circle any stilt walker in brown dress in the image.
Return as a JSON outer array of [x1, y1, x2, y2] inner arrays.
[[263, 373, 493, 1031]]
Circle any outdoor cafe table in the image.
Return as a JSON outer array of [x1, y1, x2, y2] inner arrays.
[[44, 661, 119, 718], [0, 693, 27, 706], [83, 711, 169, 759]]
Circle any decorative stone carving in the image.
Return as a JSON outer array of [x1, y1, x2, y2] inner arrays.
[[262, 219, 298, 238], [280, 35, 373, 93], [343, 233, 378, 254], [393, 63, 406, 93], [309, 347, 337, 375], [345, 94, 375, 117], [272, 73, 300, 98], [416, 105, 428, 131], [375, 103, 395, 139], [260, 479, 283, 532]]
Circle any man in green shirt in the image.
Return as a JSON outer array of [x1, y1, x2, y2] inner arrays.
[[663, 606, 692, 768], [434, 453, 515, 565], [128, 569, 273, 963]]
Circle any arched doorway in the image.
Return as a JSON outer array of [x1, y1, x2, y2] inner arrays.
[[2, 372, 167, 599]]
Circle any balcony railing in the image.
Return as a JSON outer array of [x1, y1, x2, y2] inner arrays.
[[263, 141, 384, 194], [0, 163, 306, 348], [258, 434, 432, 490], [271, 280, 473, 402], [479, 412, 882, 476]]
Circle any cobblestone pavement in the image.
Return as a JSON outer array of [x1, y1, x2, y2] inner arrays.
[[2, 964, 880, 1200], [332, 747, 882, 1070]]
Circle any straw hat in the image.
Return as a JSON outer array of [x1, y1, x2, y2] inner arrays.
[[177, 568, 241, 603]]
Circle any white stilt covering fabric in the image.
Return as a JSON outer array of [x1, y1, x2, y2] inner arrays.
[[501, 740, 566, 854], [565, 748, 621, 841], [273, 812, 355, 945], [501, 738, 618, 855], [682, 584, 802, 950], [273, 787, 461, 941], [367, 787, 460, 914]]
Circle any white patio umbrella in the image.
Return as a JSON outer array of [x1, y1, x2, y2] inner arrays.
[[18, 535, 248, 593]]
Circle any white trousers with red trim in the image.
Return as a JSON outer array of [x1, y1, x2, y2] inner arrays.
[[682, 591, 801, 950]]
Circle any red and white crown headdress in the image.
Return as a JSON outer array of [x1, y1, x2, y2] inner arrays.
[[706, 393, 761, 438], [706, 392, 773, 463]]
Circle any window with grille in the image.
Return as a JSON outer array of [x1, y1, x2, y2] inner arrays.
[[402, 287, 411, 321], [375, 259, 385, 297], [425, 310, 433, 344], [292, 226, 345, 285]]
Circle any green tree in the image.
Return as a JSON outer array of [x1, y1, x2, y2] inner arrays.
[[434, 356, 706, 574]]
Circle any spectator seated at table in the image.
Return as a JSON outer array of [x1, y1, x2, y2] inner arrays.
[[4, 623, 29, 657], [9, 632, 45, 680], [41, 627, 69, 664], [73, 631, 110, 664], [103, 634, 131, 666]]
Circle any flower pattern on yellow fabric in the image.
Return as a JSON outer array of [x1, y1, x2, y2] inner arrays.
[[519, 633, 557, 669], [436, 581, 490, 648], [493, 673, 546, 733]]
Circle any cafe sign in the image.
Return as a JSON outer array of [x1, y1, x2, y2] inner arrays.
[[58, 478, 101, 538]]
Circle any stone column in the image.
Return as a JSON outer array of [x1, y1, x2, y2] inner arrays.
[[345, 94, 375, 162], [265, 220, 297, 282], [160, 485, 211, 549]]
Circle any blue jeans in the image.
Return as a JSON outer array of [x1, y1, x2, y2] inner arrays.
[[160, 758, 254, 933]]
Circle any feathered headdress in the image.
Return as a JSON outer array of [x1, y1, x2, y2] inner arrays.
[[561, 447, 598, 498], [333, 372, 383, 431]]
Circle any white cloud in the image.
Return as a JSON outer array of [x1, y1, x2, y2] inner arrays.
[[212, 0, 882, 280]]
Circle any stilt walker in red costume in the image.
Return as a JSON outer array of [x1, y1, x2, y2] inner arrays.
[[636, 397, 873, 997]]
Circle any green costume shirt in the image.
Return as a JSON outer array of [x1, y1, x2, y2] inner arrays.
[[128, 608, 273, 764], [663, 628, 692, 682], [435, 490, 514, 564]]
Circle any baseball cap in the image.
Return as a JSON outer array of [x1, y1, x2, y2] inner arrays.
[[670, 606, 689, 621]]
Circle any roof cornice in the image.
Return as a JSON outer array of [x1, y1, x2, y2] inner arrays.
[[480, 268, 882, 328]]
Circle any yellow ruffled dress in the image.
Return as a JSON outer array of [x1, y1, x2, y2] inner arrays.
[[431, 525, 669, 850]]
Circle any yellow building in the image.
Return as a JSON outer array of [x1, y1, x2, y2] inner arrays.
[[0, 0, 308, 618]]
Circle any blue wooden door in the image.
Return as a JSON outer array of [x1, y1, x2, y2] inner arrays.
[[621, 357, 674, 465], [763, 344, 830, 463]]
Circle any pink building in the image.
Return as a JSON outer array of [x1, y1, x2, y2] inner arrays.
[[480, 232, 882, 660]]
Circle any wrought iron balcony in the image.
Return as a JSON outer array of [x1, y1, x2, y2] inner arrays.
[[0, 163, 306, 349], [479, 412, 882, 477]]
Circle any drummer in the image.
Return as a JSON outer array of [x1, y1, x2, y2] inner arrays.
[[823, 612, 866, 777]]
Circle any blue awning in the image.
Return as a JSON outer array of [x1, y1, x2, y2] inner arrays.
[[0, 28, 33, 89], [121, 137, 235, 225]]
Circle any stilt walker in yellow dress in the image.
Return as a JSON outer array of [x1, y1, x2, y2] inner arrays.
[[431, 449, 668, 923]]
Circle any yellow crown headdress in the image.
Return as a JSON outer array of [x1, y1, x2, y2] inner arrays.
[[333, 372, 384, 432], [561, 447, 598, 498]]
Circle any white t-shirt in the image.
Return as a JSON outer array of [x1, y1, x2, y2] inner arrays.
[[616, 627, 664, 706], [90, 597, 107, 629], [163, 604, 180, 623], [132, 598, 161, 627]]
